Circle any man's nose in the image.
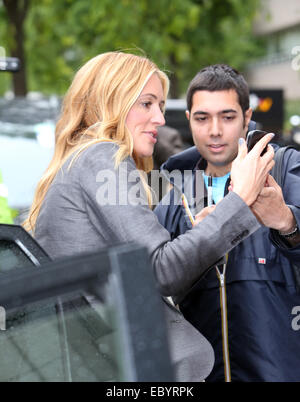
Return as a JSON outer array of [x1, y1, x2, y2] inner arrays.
[[210, 117, 222, 136]]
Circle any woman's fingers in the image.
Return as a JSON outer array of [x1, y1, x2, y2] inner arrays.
[[260, 145, 275, 176], [230, 133, 276, 206], [237, 137, 248, 159], [266, 158, 275, 173], [250, 133, 275, 157], [261, 143, 275, 164]]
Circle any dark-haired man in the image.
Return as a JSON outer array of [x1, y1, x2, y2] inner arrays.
[[155, 64, 300, 382]]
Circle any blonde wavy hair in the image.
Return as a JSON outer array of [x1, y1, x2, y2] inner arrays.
[[24, 51, 169, 232]]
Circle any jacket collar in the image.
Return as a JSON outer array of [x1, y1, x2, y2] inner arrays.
[[160, 145, 204, 174]]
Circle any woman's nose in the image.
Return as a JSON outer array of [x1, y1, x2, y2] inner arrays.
[[152, 106, 165, 127]]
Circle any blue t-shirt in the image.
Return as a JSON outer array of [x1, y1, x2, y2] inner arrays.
[[203, 173, 230, 204]]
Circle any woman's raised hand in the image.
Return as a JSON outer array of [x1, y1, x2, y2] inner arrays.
[[230, 133, 275, 206]]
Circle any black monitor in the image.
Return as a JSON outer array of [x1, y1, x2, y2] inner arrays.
[[0, 224, 174, 382]]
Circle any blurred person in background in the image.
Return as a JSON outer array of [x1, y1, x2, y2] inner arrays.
[[152, 125, 184, 170], [24, 52, 274, 381], [151, 125, 184, 203]]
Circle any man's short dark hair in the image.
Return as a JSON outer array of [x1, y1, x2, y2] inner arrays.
[[186, 64, 249, 114]]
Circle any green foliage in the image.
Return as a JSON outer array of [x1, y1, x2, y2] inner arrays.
[[0, 198, 13, 224], [0, 168, 13, 224], [0, 1, 11, 94], [1, 0, 264, 97]]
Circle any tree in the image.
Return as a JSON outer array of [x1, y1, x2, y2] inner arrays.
[[2, 0, 30, 96], [0, 0, 264, 97]]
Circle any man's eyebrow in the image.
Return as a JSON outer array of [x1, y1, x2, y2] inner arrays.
[[192, 109, 237, 116], [221, 109, 237, 114], [193, 111, 208, 116]]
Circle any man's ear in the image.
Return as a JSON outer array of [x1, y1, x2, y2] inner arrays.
[[185, 110, 190, 121], [244, 108, 253, 131]]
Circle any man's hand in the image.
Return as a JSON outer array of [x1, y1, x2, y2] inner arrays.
[[250, 174, 296, 232]]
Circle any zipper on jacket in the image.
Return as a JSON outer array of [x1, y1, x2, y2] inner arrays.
[[181, 189, 231, 380], [215, 262, 231, 382]]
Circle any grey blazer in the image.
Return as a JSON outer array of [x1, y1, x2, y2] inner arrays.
[[35, 142, 260, 381]]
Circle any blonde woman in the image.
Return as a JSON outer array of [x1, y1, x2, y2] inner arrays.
[[25, 52, 274, 381]]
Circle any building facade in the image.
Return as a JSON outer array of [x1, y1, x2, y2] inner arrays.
[[245, 0, 300, 100]]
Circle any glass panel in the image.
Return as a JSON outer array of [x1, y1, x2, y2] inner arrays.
[[0, 293, 122, 382], [0, 240, 32, 273]]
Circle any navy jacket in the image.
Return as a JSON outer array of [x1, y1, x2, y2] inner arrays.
[[154, 144, 300, 382]]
